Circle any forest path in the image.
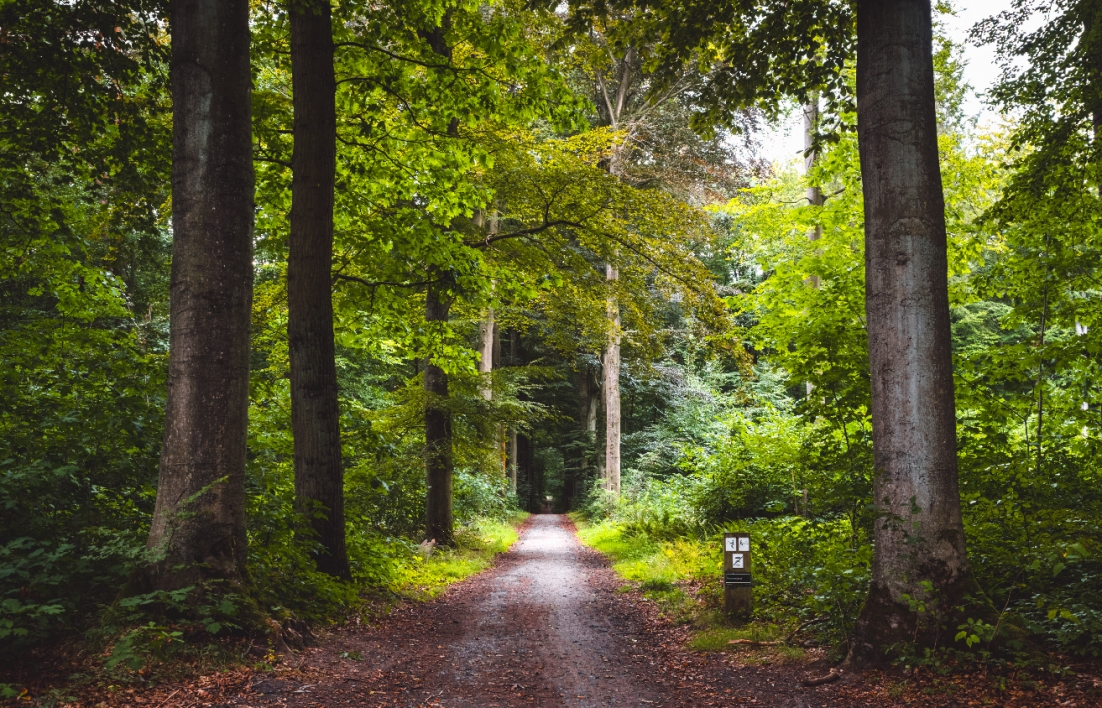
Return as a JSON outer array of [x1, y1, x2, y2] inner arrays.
[[237, 515, 856, 707]]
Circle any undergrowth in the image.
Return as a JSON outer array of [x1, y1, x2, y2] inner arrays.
[[389, 513, 527, 601], [573, 513, 866, 662], [0, 513, 527, 704]]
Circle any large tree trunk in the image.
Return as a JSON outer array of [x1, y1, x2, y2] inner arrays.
[[849, 0, 977, 663], [288, 0, 349, 581], [424, 288, 454, 544], [144, 0, 254, 593], [603, 264, 621, 497]]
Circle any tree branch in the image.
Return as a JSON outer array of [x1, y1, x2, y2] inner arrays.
[[332, 273, 441, 289]]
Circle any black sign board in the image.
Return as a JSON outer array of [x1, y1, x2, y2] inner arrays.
[[724, 572, 752, 586]]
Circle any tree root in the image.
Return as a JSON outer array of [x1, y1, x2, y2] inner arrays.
[[800, 668, 843, 687], [727, 639, 782, 646], [726, 618, 828, 648]]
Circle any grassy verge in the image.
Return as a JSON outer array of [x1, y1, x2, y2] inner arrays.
[[572, 515, 810, 664], [390, 512, 529, 601]]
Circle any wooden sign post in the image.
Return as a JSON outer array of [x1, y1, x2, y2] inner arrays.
[[723, 533, 752, 620]]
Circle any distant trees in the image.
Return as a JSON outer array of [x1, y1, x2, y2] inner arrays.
[[556, 0, 984, 661]]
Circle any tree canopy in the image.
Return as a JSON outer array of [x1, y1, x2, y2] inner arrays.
[[2, 0, 1102, 691]]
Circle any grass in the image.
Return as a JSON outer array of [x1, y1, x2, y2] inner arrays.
[[573, 515, 808, 662], [390, 512, 528, 600]]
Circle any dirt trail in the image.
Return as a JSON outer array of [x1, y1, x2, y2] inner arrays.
[[235, 514, 841, 707], [14, 515, 1100, 707]]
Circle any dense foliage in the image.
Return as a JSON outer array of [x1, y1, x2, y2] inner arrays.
[[1, 0, 1100, 680]]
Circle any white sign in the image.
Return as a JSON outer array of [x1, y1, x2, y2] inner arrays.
[[738, 537, 750, 552], [725, 537, 738, 552], [731, 553, 745, 568]]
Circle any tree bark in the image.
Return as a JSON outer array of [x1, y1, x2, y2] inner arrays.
[[507, 427, 518, 494], [478, 307, 494, 401], [803, 96, 821, 472], [288, 0, 349, 581], [804, 96, 823, 286], [518, 432, 535, 511], [571, 366, 594, 509], [505, 328, 520, 494], [586, 364, 600, 454], [424, 287, 454, 544], [144, 0, 254, 593], [477, 303, 506, 481], [849, 0, 978, 663], [603, 264, 621, 497]]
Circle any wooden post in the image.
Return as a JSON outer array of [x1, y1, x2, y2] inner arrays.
[[723, 533, 752, 620]]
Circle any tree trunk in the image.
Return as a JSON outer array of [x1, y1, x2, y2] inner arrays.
[[424, 288, 454, 544], [803, 96, 821, 489], [288, 0, 349, 581], [603, 264, 621, 497], [587, 364, 600, 453], [804, 96, 823, 287], [507, 427, 518, 494], [505, 328, 519, 493], [571, 367, 593, 508], [478, 307, 494, 401], [849, 0, 977, 663], [144, 0, 254, 594], [518, 433, 535, 511], [478, 304, 506, 481]]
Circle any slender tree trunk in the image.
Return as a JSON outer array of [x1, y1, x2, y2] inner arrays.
[[1036, 281, 1049, 475], [477, 304, 507, 482], [572, 367, 593, 508], [802, 96, 821, 510], [144, 0, 254, 593], [288, 0, 349, 580], [424, 287, 454, 544], [849, 0, 978, 663], [505, 328, 519, 493], [1088, 8, 1102, 196], [478, 307, 494, 401], [587, 365, 599, 449], [804, 96, 823, 288], [518, 433, 536, 511], [603, 264, 621, 497], [507, 428, 518, 494]]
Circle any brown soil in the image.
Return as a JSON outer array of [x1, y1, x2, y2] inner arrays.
[[223, 514, 829, 707], [22, 514, 1102, 707]]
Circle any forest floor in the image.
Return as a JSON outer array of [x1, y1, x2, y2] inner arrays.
[[21, 514, 1102, 707]]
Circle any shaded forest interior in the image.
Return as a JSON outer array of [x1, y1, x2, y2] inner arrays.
[[3, 0, 1102, 701]]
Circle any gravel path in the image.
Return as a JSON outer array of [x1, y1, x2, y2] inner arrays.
[[12, 515, 1102, 707], [236, 514, 834, 707]]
